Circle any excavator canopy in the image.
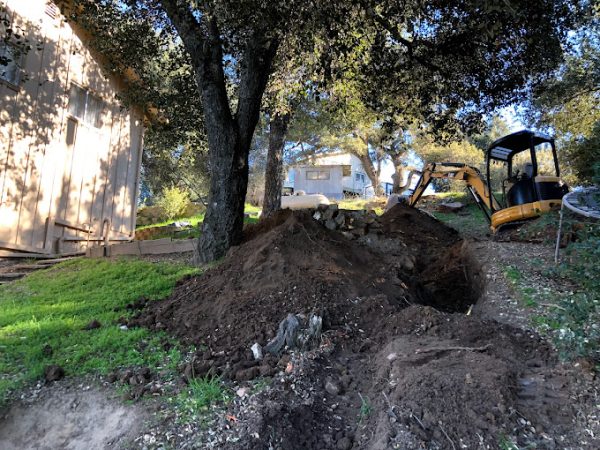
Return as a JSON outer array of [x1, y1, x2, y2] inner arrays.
[[487, 130, 554, 162]]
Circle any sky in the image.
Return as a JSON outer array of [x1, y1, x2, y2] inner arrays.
[[379, 105, 526, 186]]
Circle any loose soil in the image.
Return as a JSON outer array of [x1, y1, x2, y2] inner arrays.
[[130, 205, 596, 449]]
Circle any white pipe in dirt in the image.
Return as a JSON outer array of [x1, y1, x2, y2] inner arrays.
[[554, 201, 564, 265]]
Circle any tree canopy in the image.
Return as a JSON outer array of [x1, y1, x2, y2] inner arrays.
[[58, 0, 580, 262], [527, 3, 600, 183]]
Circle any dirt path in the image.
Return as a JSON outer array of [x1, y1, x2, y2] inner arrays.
[[0, 380, 148, 450]]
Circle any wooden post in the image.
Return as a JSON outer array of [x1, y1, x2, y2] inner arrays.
[[43, 216, 55, 253]]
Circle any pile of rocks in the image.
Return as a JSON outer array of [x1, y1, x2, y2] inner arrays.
[[311, 204, 382, 239]]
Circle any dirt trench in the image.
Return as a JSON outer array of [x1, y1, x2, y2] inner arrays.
[[131, 205, 589, 449]]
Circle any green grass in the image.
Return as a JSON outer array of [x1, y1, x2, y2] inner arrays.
[[337, 197, 386, 215], [426, 191, 490, 238], [137, 203, 262, 230], [0, 258, 198, 404], [358, 392, 372, 423], [136, 213, 206, 231], [498, 435, 521, 450], [501, 216, 600, 365], [171, 375, 230, 424]]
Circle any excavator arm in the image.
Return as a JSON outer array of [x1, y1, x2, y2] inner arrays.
[[404, 162, 501, 223]]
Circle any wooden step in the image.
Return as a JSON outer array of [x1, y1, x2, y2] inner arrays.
[[0, 272, 26, 280], [35, 257, 77, 266], [8, 264, 46, 271]]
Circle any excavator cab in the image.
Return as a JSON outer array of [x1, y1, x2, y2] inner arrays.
[[486, 130, 568, 230], [394, 130, 568, 233]]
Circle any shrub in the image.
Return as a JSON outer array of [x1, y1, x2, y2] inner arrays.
[[156, 186, 191, 220]]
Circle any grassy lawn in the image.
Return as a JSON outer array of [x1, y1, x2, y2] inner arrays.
[[337, 197, 386, 215], [0, 258, 198, 404], [136, 204, 263, 241], [411, 190, 490, 238]]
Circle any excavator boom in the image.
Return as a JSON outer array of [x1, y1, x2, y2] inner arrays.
[[405, 162, 500, 223]]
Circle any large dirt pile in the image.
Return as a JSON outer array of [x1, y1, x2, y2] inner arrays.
[[131, 205, 586, 449], [132, 206, 477, 378]]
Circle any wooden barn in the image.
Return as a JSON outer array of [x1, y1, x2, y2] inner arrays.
[[0, 0, 144, 257]]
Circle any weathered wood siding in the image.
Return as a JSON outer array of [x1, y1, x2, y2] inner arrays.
[[0, 0, 144, 255]]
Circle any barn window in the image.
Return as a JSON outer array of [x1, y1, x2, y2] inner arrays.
[[306, 170, 330, 180], [0, 42, 20, 85], [45, 2, 60, 20], [355, 173, 365, 183], [68, 83, 105, 128]]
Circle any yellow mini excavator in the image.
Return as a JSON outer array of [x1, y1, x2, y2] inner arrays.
[[399, 130, 569, 232]]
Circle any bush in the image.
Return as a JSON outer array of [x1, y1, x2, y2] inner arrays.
[[543, 220, 600, 363], [136, 205, 166, 226], [156, 186, 191, 220]]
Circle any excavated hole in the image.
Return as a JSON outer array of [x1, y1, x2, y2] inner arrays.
[[412, 242, 484, 313]]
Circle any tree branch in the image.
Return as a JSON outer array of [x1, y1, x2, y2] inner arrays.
[[236, 35, 280, 148], [365, 5, 443, 74], [160, 0, 205, 62]]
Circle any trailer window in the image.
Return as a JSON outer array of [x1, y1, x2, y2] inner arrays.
[[306, 170, 330, 180]]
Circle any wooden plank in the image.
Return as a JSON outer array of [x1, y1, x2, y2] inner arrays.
[[12, 9, 47, 249], [108, 241, 141, 256], [87, 246, 105, 258], [138, 239, 195, 253], [0, 251, 56, 259], [43, 216, 55, 252], [0, 239, 51, 254], [35, 256, 78, 265], [0, 273, 27, 280], [8, 264, 46, 271], [29, 5, 68, 251], [103, 238, 197, 257], [54, 218, 94, 233]]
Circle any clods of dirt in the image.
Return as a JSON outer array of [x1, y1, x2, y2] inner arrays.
[[83, 319, 102, 330], [105, 366, 163, 400], [44, 364, 65, 382], [130, 205, 592, 449]]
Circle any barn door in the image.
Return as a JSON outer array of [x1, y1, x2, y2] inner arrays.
[[55, 84, 107, 238]]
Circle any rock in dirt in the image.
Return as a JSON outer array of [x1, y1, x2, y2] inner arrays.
[[264, 313, 323, 356], [106, 372, 118, 383], [251, 343, 263, 360], [436, 201, 465, 213], [336, 436, 352, 450], [44, 364, 64, 382], [265, 314, 300, 355], [325, 379, 342, 396]]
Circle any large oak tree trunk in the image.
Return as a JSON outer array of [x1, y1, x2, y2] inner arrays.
[[391, 154, 405, 193], [390, 153, 418, 194], [262, 112, 290, 217], [355, 151, 384, 197], [197, 130, 250, 262], [151, 3, 280, 262]]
